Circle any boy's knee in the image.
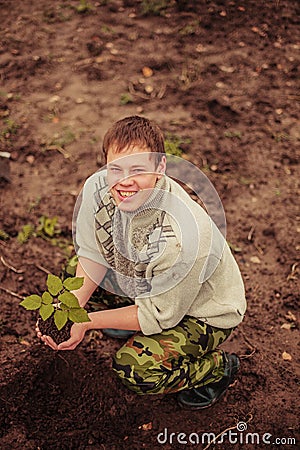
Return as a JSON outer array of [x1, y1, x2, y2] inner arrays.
[[112, 345, 162, 394], [112, 345, 150, 380]]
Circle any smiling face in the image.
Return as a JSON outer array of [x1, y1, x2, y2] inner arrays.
[[107, 146, 166, 212]]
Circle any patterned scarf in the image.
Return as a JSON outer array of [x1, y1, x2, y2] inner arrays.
[[94, 175, 168, 298]]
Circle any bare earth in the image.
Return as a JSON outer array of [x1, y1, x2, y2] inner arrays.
[[0, 1, 299, 449]]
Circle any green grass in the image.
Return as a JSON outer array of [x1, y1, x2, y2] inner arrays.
[[140, 0, 168, 16], [120, 93, 133, 105], [49, 128, 76, 147], [76, 0, 93, 14], [164, 133, 190, 157], [0, 119, 19, 140], [224, 130, 242, 139]]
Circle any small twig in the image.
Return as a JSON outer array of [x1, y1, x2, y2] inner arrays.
[[240, 329, 257, 352], [247, 226, 263, 253], [157, 83, 167, 99], [128, 82, 150, 100], [0, 255, 24, 274], [46, 145, 73, 160], [74, 57, 93, 68], [287, 262, 298, 281], [57, 353, 70, 367], [35, 264, 51, 274], [239, 348, 256, 360], [239, 329, 257, 358], [247, 226, 255, 241], [203, 414, 253, 450], [0, 285, 24, 299], [254, 243, 264, 255]]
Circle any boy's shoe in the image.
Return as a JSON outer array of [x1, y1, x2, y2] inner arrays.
[[102, 328, 136, 339], [177, 353, 240, 409]]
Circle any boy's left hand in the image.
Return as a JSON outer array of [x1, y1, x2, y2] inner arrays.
[[57, 322, 88, 351]]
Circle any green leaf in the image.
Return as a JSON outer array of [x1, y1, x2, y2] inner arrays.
[[20, 295, 42, 310], [37, 216, 60, 238], [44, 216, 58, 237], [42, 291, 53, 305], [60, 303, 69, 310], [69, 308, 90, 323], [58, 291, 80, 308], [46, 274, 63, 296], [17, 224, 35, 244], [0, 229, 9, 241], [64, 255, 78, 276], [39, 304, 54, 321], [63, 276, 84, 291], [54, 310, 68, 330]]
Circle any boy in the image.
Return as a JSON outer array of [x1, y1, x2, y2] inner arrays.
[[38, 116, 246, 409]]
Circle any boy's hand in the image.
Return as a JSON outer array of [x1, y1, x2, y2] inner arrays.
[[35, 321, 88, 351], [35, 321, 58, 350], [57, 322, 88, 351]]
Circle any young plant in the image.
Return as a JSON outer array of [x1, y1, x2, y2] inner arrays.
[[20, 274, 90, 331], [36, 215, 60, 238], [76, 0, 93, 13], [140, 0, 168, 16], [164, 133, 190, 157]]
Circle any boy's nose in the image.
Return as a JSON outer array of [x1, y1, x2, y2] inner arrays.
[[119, 175, 134, 186]]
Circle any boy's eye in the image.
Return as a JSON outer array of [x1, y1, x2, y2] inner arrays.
[[132, 168, 146, 173], [109, 167, 121, 173]]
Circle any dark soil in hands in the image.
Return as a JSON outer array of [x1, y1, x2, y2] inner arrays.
[[38, 317, 73, 345]]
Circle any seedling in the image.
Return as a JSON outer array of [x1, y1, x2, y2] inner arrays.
[[224, 130, 242, 139], [17, 216, 61, 244], [0, 118, 19, 141], [76, 0, 93, 13], [20, 274, 90, 332], [164, 133, 190, 157], [17, 223, 35, 243], [179, 21, 200, 36], [49, 128, 76, 148], [120, 93, 133, 105], [140, 0, 168, 16], [36, 215, 60, 238], [0, 229, 9, 240]]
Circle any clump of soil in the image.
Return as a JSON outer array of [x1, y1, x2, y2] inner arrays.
[[38, 316, 72, 345]]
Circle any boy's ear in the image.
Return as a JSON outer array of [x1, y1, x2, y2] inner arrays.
[[157, 155, 166, 175]]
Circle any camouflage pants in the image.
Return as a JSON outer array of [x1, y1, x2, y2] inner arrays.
[[64, 258, 233, 395], [112, 317, 233, 395]]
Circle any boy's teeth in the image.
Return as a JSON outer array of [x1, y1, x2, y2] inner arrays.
[[120, 191, 136, 197]]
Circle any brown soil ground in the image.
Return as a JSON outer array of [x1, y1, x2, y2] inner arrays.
[[0, 1, 299, 449]]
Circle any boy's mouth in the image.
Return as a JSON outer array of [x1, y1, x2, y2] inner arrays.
[[117, 189, 137, 199]]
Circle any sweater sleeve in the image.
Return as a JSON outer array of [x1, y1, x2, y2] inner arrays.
[[74, 174, 110, 268], [135, 253, 208, 335]]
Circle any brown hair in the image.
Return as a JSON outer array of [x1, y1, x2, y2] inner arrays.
[[102, 116, 165, 166]]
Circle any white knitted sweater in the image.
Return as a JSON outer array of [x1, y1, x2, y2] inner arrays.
[[75, 170, 246, 335]]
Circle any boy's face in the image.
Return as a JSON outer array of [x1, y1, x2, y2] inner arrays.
[[107, 145, 166, 212]]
